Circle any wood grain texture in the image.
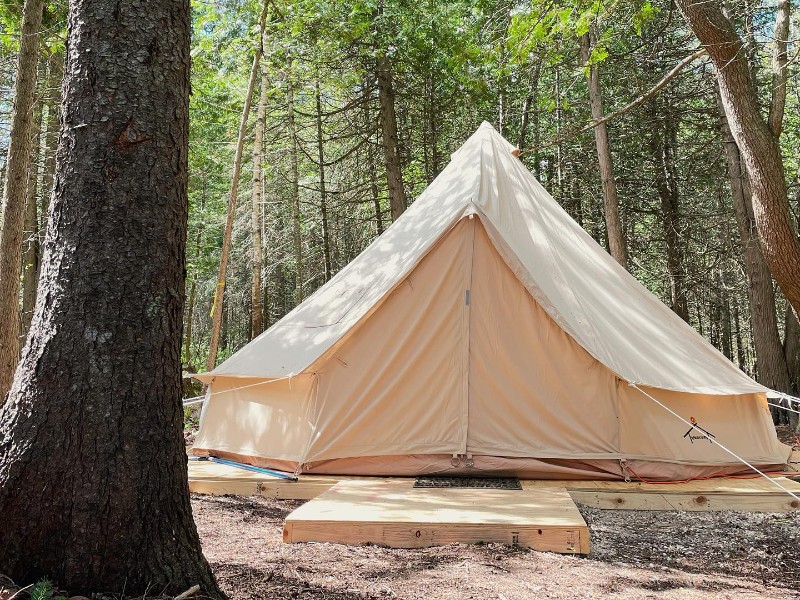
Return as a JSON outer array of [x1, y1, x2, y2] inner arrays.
[[282, 480, 590, 553], [188, 461, 800, 512]]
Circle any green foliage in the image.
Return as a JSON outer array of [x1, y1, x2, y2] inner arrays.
[[30, 579, 67, 600]]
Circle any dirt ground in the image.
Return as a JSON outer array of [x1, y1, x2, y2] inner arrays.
[[193, 493, 800, 600]]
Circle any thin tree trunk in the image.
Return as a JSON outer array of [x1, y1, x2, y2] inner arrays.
[[733, 299, 746, 370], [250, 66, 267, 339], [0, 0, 45, 400], [184, 176, 207, 371], [518, 63, 539, 154], [0, 0, 220, 594], [206, 3, 268, 371], [768, 0, 789, 137], [676, 0, 800, 317], [716, 95, 790, 404], [315, 80, 331, 281], [579, 27, 628, 269], [376, 55, 407, 221], [365, 96, 383, 235], [287, 79, 303, 303], [21, 61, 45, 338], [39, 51, 62, 256], [650, 99, 689, 322]]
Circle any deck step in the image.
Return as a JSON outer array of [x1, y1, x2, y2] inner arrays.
[[282, 479, 590, 553]]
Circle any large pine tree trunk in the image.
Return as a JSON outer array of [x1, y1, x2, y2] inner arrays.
[[716, 96, 790, 407], [579, 27, 628, 269], [676, 0, 800, 317], [0, 0, 45, 400], [376, 55, 407, 221], [0, 0, 220, 595]]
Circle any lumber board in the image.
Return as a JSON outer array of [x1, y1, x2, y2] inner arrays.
[[187, 461, 800, 511], [282, 480, 589, 553]]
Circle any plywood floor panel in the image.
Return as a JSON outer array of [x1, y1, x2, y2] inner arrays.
[[282, 480, 589, 553]]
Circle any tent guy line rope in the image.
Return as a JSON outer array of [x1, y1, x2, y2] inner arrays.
[[768, 401, 800, 415], [182, 374, 298, 405], [630, 383, 800, 502]]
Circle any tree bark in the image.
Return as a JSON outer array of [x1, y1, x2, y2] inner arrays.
[[21, 60, 45, 338], [376, 55, 407, 221], [365, 95, 383, 235], [206, 3, 267, 370], [0, 0, 220, 595], [250, 65, 267, 339], [579, 27, 628, 269], [650, 99, 689, 322], [768, 0, 789, 137], [675, 0, 800, 317], [315, 80, 332, 281], [39, 51, 62, 256], [716, 94, 790, 402], [287, 79, 303, 303], [0, 0, 45, 401]]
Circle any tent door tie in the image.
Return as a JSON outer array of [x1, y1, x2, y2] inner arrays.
[[619, 458, 631, 483]]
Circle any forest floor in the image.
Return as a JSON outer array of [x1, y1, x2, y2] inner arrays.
[[193, 493, 800, 600]]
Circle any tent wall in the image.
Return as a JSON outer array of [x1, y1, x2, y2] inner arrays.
[[193, 375, 314, 463], [193, 215, 790, 479], [301, 218, 472, 463]]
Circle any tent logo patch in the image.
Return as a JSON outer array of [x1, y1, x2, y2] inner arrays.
[[683, 417, 715, 444]]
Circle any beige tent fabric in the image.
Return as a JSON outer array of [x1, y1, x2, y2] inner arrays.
[[192, 123, 790, 479], [193, 217, 790, 476], [302, 218, 471, 462], [193, 375, 315, 463], [201, 122, 766, 395]]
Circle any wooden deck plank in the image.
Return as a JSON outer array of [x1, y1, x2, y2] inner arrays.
[[187, 461, 800, 511], [282, 480, 589, 553]]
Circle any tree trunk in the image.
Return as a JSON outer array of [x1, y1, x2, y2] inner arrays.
[[365, 96, 383, 235], [768, 0, 789, 137], [250, 65, 267, 339], [676, 0, 800, 317], [376, 55, 407, 221], [21, 60, 45, 338], [517, 63, 539, 154], [315, 80, 332, 281], [716, 94, 790, 404], [206, 3, 267, 370], [579, 27, 628, 269], [287, 79, 303, 303], [39, 51, 62, 256], [0, 0, 45, 401], [0, 0, 220, 595], [650, 99, 689, 322]]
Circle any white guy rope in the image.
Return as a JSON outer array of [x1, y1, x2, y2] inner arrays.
[[629, 383, 800, 502], [182, 374, 298, 406], [768, 401, 800, 415], [773, 393, 800, 406]]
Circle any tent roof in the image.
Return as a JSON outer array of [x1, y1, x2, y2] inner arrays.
[[204, 122, 766, 396]]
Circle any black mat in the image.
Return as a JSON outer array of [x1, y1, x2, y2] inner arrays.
[[413, 476, 522, 490]]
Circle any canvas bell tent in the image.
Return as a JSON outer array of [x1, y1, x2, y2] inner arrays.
[[192, 122, 790, 481]]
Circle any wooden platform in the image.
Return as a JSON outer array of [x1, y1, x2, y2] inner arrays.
[[187, 460, 800, 512], [282, 479, 590, 553]]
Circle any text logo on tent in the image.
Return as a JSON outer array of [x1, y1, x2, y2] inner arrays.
[[683, 417, 716, 444]]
